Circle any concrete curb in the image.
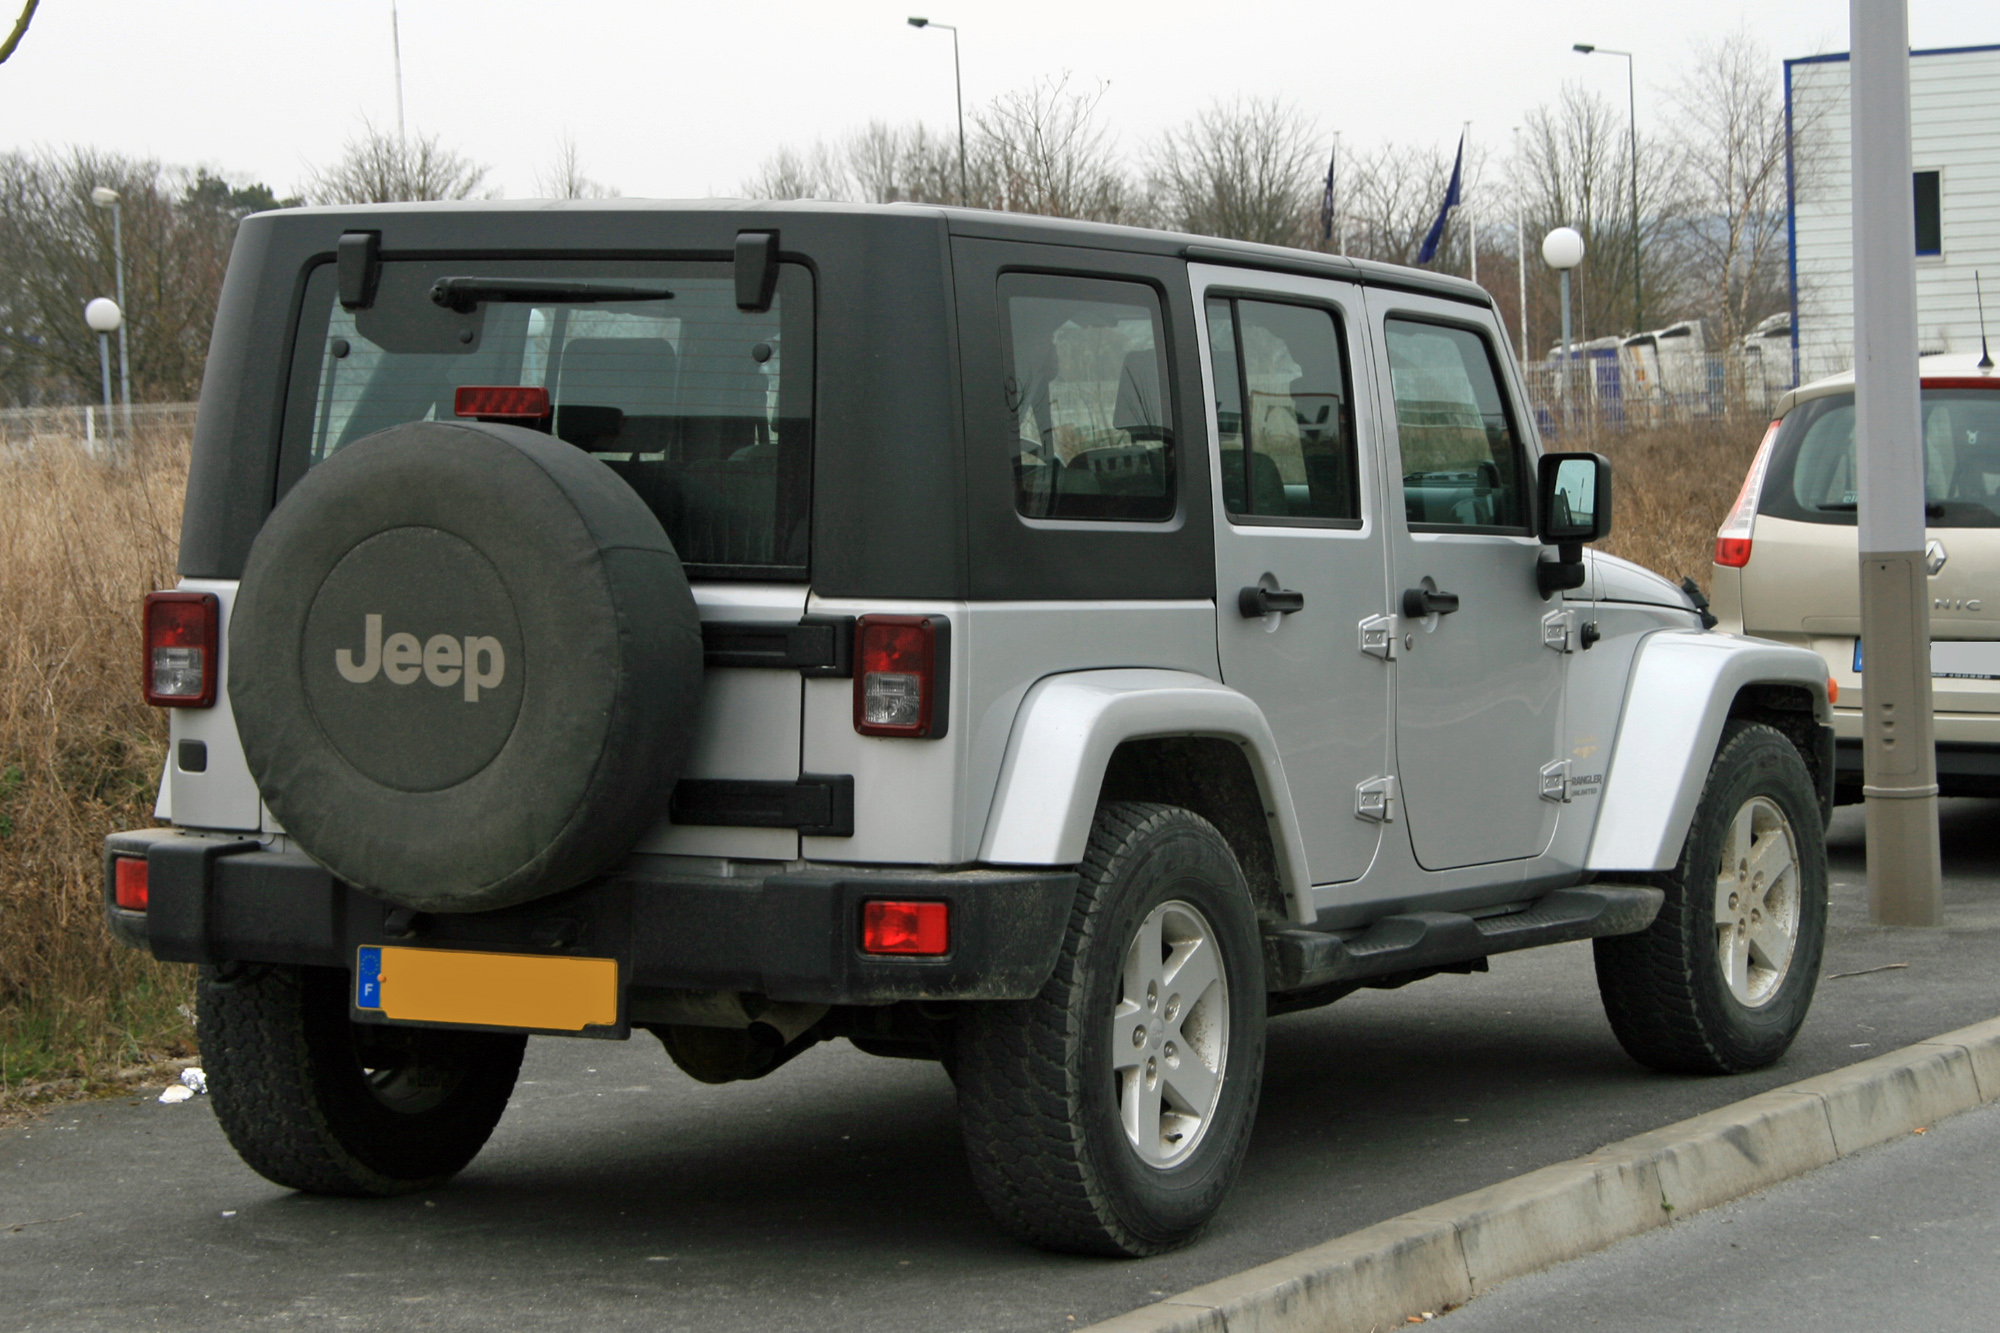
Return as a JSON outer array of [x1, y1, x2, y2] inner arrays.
[[1084, 1015, 2000, 1333]]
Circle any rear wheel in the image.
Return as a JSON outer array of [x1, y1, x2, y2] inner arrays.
[[954, 802, 1266, 1256], [1594, 721, 1828, 1074], [199, 964, 525, 1195]]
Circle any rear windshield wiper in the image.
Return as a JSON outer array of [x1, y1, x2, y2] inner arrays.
[[1815, 500, 1946, 517], [429, 277, 675, 312]]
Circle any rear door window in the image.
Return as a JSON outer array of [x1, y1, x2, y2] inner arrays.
[[1205, 296, 1358, 524], [1383, 319, 1528, 531], [1000, 273, 1175, 522], [280, 259, 814, 578]]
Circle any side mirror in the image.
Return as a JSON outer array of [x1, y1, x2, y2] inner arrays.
[[1534, 452, 1611, 598], [1536, 452, 1613, 546]]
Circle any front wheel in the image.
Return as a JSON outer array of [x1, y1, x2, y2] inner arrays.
[[1594, 720, 1828, 1074], [954, 802, 1266, 1256], [199, 964, 526, 1195]]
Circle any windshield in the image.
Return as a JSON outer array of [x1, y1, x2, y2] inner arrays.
[[1765, 389, 2000, 529], [280, 258, 814, 578]]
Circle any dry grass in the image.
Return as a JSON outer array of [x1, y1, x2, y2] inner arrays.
[[0, 422, 194, 1119], [1581, 416, 1767, 595]]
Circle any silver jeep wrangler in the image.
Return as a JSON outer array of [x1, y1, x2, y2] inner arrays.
[[106, 201, 1835, 1257]]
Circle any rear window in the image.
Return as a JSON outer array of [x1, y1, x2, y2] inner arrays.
[[1762, 389, 2000, 529], [1000, 272, 1176, 523], [280, 259, 814, 579]]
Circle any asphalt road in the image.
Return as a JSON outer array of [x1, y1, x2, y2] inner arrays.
[[7, 800, 2000, 1333], [1434, 1093, 2000, 1331]]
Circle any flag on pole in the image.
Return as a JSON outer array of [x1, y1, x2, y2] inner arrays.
[[1416, 132, 1465, 265], [1319, 143, 1337, 243]]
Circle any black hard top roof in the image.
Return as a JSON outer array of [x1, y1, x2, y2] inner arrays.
[[254, 197, 1496, 309]]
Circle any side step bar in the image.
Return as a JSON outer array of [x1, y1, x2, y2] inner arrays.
[[1263, 885, 1665, 995]]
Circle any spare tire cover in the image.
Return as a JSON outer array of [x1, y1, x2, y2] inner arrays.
[[230, 420, 703, 912]]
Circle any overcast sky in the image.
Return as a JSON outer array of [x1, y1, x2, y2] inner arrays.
[[2, 1, 1994, 202]]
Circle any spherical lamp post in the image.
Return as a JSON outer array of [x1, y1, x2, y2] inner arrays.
[[1542, 227, 1585, 428], [84, 297, 122, 445], [89, 187, 131, 426]]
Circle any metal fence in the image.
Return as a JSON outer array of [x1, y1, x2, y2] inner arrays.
[[1521, 353, 1794, 439], [0, 402, 199, 454]]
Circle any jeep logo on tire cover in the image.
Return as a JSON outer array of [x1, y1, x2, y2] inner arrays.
[[301, 526, 525, 793], [334, 615, 507, 702]]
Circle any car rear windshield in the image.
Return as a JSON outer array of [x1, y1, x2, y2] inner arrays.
[[279, 258, 814, 579], [1763, 389, 2000, 529]]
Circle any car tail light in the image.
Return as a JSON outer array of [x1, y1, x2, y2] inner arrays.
[[1715, 419, 1782, 569], [862, 900, 949, 955], [113, 855, 149, 911], [854, 615, 948, 738], [454, 385, 550, 422], [144, 591, 219, 707]]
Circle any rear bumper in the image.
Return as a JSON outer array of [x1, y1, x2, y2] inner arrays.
[[103, 829, 1077, 1011], [1834, 736, 2000, 791]]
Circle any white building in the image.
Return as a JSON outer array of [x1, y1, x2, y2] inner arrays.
[[1787, 43, 2000, 385]]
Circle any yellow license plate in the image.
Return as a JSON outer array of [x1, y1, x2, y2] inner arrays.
[[355, 945, 618, 1032]]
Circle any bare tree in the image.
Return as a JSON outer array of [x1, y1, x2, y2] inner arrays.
[[973, 74, 1133, 222], [1667, 32, 1795, 345], [844, 121, 961, 205], [306, 121, 489, 205], [1336, 141, 1472, 268], [1149, 97, 1321, 247], [739, 139, 851, 202], [0, 0, 38, 66], [1516, 84, 1686, 345], [0, 149, 289, 404], [535, 133, 619, 200]]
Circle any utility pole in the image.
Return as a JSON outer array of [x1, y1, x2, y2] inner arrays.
[[1851, 0, 1942, 925]]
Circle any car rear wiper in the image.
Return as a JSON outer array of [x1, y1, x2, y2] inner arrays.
[[1815, 501, 1946, 517], [429, 277, 675, 312]]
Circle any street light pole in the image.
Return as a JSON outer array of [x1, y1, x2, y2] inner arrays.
[[908, 17, 968, 207], [90, 187, 130, 426], [1543, 227, 1585, 432], [1574, 44, 1643, 332], [84, 297, 121, 448], [1851, 0, 1942, 925]]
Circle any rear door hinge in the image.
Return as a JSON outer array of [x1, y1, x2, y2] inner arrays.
[[1355, 774, 1398, 822], [1540, 759, 1573, 803], [1358, 613, 1397, 660], [1542, 609, 1575, 653]]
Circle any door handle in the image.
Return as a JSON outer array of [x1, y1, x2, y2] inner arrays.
[[1239, 586, 1306, 618], [1401, 586, 1460, 618]]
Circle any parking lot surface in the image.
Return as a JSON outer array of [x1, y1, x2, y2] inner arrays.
[[1435, 1095, 2000, 1331], [7, 801, 1999, 1332]]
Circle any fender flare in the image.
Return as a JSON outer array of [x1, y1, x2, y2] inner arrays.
[[976, 669, 1314, 924], [1585, 630, 1831, 872]]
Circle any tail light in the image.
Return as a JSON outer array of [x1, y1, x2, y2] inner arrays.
[[854, 614, 949, 738], [113, 855, 149, 911], [862, 900, 949, 955], [1714, 418, 1783, 569], [144, 591, 219, 708], [454, 385, 550, 422]]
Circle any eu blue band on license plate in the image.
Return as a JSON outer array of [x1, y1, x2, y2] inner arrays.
[[355, 945, 384, 1009]]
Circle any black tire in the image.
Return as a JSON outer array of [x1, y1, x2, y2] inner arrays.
[[955, 802, 1266, 1256], [199, 964, 526, 1195], [1594, 720, 1828, 1074], [229, 420, 704, 913]]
